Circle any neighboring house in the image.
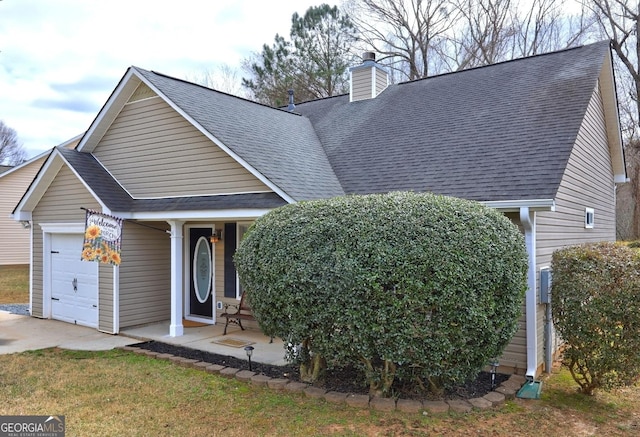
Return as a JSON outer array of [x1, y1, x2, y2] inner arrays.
[[12, 41, 625, 378], [0, 136, 81, 266]]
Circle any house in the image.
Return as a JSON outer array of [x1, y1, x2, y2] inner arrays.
[[0, 135, 81, 266], [12, 41, 625, 378]]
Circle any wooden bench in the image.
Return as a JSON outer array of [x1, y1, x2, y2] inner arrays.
[[220, 292, 255, 335]]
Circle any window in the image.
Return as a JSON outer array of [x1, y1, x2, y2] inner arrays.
[[585, 208, 594, 229]]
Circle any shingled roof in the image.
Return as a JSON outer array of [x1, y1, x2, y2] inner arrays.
[[133, 68, 345, 201], [295, 40, 612, 202], [58, 147, 287, 212], [61, 40, 615, 213]]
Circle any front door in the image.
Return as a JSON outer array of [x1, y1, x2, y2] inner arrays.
[[189, 228, 213, 319]]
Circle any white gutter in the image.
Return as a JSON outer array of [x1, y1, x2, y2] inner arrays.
[[481, 199, 555, 212], [520, 207, 538, 379]]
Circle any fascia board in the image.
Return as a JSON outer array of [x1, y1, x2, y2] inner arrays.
[[0, 151, 49, 179], [14, 149, 111, 220], [55, 152, 110, 212], [12, 150, 64, 219], [132, 69, 296, 204], [481, 199, 555, 212], [600, 49, 626, 182], [76, 68, 142, 153], [115, 208, 275, 221]]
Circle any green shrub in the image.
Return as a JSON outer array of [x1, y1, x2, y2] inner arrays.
[[625, 240, 640, 248], [234, 192, 528, 397], [551, 242, 640, 395]]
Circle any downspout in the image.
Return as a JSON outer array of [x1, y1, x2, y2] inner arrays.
[[545, 293, 552, 373], [520, 207, 538, 380], [539, 266, 553, 373]]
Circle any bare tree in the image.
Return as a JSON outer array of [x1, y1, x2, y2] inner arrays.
[[187, 64, 249, 98], [444, 0, 516, 70], [347, 0, 458, 80], [511, 0, 591, 58], [590, 0, 640, 124], [349, 0, 592, 78], [0, 120, 25, 166]]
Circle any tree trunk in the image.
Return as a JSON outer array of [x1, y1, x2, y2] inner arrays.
[[362, 357, 397, 397], [298, 339, 326, 383]]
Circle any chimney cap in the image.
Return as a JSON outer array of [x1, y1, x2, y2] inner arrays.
[[362, 52, 376, 62]]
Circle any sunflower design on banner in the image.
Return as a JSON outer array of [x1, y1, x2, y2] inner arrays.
[[81, 209, 123, 265]]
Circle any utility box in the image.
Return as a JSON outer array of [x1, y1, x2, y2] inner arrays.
[[540, 267, 552, 304]]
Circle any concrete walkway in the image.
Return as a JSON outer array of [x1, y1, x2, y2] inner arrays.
[[0, 310, 287, 367], [0, 311, 138, 354]]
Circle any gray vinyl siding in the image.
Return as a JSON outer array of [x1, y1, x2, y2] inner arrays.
[[351, 68, 373, 102], [351, 66, 388, 102], [0, 158, 44, 265], [98, 263, 113, 333], [129, 82, 156, 103], [375, 69, 388, 96], [536, 81, 616, 368], [499, 212, 527, 374], [31, 165, 101, 318], [214, 227, 225, 311], [92, 97, 271, 198], [118, 221, 171, 328], [31, 227, 43, 317]]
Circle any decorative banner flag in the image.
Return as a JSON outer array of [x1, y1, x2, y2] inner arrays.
[[81, 209, 123, 265]]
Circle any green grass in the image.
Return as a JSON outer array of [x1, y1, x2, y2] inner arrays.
[[0, 349, 639, 436], [0, 264, 29, 303], [1, 262, 639, 435]]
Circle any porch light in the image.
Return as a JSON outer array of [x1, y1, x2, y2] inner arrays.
[[490, 359, 499, 389], [209, 229, 222, 244], [244, 345, 254, 371]]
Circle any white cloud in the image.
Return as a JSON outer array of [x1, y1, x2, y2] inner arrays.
[[0, 0, 322, 158]]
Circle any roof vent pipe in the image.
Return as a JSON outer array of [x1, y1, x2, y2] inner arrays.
[[287, 89, 295, 111], [362, 52, 376, 62]]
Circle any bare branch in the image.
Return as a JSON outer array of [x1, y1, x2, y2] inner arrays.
[[0, 120, 25, 165]]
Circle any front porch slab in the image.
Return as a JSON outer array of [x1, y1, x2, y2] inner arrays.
[[122, 321, 286, 366]]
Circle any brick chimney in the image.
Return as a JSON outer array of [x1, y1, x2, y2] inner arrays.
[[349, 52, 389, 102]]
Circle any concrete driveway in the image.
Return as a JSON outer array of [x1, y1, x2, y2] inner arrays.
[[0, 310, 138, 354]]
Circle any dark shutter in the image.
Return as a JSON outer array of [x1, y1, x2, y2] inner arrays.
[[224, 223, 237, 298]]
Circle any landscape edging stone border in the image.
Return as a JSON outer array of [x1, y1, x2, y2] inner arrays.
[[120, 345, 525, 415]]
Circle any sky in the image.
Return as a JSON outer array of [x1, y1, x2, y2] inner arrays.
[[1, 0, 321, 160]]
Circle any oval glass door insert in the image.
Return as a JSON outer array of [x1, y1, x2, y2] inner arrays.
[[193, 236, 212, 303]]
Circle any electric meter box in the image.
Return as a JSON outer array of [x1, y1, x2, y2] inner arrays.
[[540, 268, 552, 304]]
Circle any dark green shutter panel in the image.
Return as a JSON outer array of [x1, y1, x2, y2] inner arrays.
[[224, 223, 237, 298]]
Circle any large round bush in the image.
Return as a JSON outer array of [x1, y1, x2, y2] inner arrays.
[[235, 192, 528, 396], [551, 242, 640, 395]]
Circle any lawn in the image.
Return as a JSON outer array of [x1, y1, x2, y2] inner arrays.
[[0, 349, 639, 436], [1, 265, 639, 435], [0, 264, 29, 304]]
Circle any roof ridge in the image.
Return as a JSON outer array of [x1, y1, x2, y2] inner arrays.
[[397, 40, 610, 86], [132, 66, 301, 116], [290, 92, 349, 108]]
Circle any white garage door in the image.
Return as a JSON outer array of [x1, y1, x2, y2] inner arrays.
[[51, 233, 98, 328]]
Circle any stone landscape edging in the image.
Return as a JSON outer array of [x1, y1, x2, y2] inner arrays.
[[120, 345, 526, 415]]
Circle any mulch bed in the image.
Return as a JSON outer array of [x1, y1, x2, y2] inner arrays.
[[134, 340, 508, 401]]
